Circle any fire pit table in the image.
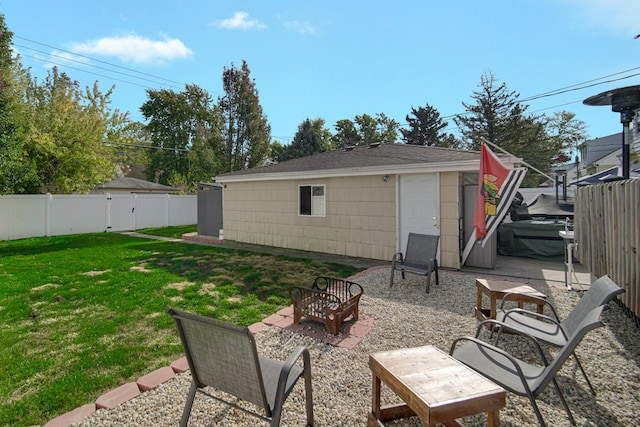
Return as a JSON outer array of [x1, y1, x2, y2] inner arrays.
[[290, 276, 363, 335]]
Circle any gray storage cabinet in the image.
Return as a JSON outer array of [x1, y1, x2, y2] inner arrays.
[[197, 183, 223, 237]]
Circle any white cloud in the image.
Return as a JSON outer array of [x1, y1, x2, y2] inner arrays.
[[213, 11, 267, 30], [285, 20, 319, 36], [69, 34, 193, 65]]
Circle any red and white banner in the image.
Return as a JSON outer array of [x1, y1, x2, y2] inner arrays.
[[462, 144, 526, 265]]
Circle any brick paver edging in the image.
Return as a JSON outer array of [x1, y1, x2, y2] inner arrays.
[[43, 356, 190, 427], [43, 267, 383, 427]]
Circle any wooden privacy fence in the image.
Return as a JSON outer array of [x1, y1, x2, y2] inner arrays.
[[575, 179, 639, 325]]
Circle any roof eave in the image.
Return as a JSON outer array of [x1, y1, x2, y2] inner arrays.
[[215, 160, 483, 183]]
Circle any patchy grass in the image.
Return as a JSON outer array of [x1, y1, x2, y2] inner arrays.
[[0, 231, 361, 426]]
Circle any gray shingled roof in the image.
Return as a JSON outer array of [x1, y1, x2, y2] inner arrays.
[[97, 177, 178, 192], [216, 143, 482, 180], [580, 133, 622, 166]]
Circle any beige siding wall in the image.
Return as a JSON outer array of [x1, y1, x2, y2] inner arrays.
[[438, 172, 462, 269], [223, 172, 464, 267], [223, 175, 397, 260]]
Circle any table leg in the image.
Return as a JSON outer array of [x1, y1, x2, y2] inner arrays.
[[490, 293, 497, 320], [487, 409, 500, 427], [372, 373, 381, 419]]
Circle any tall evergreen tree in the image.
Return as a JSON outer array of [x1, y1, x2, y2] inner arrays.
[[401, 103, 459, 147], [454, 71, 521, 151], [282, 118, 330, 161], [455, 71, 587, 187], [218, 60, 271, 172]]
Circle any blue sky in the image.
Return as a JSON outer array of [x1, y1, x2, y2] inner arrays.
[[4, 0, 640, 145]]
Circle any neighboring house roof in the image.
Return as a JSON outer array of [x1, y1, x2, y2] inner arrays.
[[216, 143, 517, 182], [94, 177, 179, 193], [579, 133, 621, 166], [125, 164, 148, 181], [570, 166, 620, 186]]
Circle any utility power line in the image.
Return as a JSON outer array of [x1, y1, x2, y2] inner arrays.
[[14, 35, 184, 86], [12, 34, 640, 140], [105, 141, 190, 152], [19, 53, 153, 89], [15, 43, 183, 89]]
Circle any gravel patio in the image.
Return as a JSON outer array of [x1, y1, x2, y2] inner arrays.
[[72, 267, 640, 427]]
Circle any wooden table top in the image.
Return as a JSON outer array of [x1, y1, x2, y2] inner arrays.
[[476, 278, 547, 298], [369, 345, 505, 422]]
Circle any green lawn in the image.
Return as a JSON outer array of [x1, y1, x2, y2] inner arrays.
[[0, 230, 361, 426]]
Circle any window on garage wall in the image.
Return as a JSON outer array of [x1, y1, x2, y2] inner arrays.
[[299, 184, 325, 216]]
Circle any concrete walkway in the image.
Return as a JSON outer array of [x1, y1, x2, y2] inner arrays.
[[462, 253, 593, 290]]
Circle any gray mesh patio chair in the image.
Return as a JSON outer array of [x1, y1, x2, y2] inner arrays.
[[167, 307, 314, 427], [493, 274, 623, 395], [451, 305, 606, 427], [389, 233, 439, 293]]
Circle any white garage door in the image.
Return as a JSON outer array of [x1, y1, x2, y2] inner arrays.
[[398, 173, 439, 251]]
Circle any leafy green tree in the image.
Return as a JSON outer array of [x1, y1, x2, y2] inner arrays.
[[167, 171, 189, 194], [0, 15, 38, 194], [545, 111, 588, 163], [331, 113, 399, 148], [372, 113, 400, 145], [356, 113, 379, 145], [282, 118, 331, 160], [401, 103, 460, 148], [218, 60, 271, 172], [109, 121, 151, 177], [188, 104, 224, 186], [2, 14, 175, 194], [500, 104, 555, 187], [268, 140, 285, 163], [311, 118, 334, 150], [332, 118, 359, 148], [141, 84, 220, 186], [21, 68, 122, 193]]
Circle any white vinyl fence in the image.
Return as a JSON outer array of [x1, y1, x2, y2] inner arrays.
[[0, 193, 197, 241]]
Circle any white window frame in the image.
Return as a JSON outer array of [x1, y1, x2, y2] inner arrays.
[[298, 184, 326, 217]]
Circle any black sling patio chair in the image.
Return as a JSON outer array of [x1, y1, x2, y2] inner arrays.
[[450, 305, 606, 427], [493, 274, 623, 395], [389, 233, 439, 293], [167, 307, 314, 427]]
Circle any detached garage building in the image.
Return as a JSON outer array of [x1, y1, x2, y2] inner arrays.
[[214, 143, 520, 270]]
